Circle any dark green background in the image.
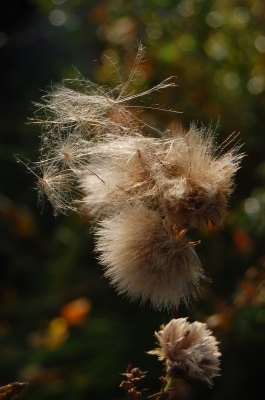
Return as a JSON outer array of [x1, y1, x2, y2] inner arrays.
[[1, 0, 265, 399]]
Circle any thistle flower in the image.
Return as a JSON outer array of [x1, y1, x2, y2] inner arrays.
[[156, 126, 243, 227], [95, 205, 204, 310], [149, 318, 221, 387], [80, 127, 242, 227], [30, 44, 178, 216], [30, 44, 242, 224], [25, 44, 243, 311]]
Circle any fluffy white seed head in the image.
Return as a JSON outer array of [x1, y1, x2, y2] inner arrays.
[[25, 45, 243, 312], [157, 126, 243, 227], [149, 318, 221, 387], [30, 44, 178, 217], [80, 127, 242, 227], [95, 205, 204, 310]]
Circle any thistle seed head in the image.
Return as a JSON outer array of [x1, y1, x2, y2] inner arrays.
[[95, 205, 204, 310], [79, 127, 242, 228], [149, 318, 221, 387], [23, 44, 243, 311], [157, 126, 243, 227]]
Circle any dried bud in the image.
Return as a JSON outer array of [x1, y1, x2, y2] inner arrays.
[[148, 318, 221, 387], [120, 364, 147, 400]]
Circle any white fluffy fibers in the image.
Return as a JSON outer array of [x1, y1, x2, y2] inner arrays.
[[95, 205, 204, 310], [80, 127, 242, 225], [149, 318, 221, 387], [79, 136, 159, 217], [154, 126, 243, 228]]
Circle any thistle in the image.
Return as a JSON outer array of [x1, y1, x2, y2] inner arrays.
[[148, 318, 221, 387], [96, 205, 204, 310], [21, 44, 246, 398], [23, 45, 243, 308], [80, 127, 242, 226]]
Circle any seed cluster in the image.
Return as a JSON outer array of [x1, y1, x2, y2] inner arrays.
[[22, 45, 244, 391], [25, 45, 242, 310]]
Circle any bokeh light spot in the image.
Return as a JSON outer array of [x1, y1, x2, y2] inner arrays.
[[233, 7, 250, 24], [233, 229, 253, 253], [204, 37, 227, 60], [177, 1, 195, 17], [244, 197, 260, 215], [60, 298, 92, 326], [106, 17, 135, 44], [206, 314, 223, 329], [247, 75, 265, 94], [49, 9, 66, 26], [43, 317, 69, 349], [205, 11, 224, 28], [245, 267, 258, 279], [255, 36, 265, 53], [223, 72, 240, 89]]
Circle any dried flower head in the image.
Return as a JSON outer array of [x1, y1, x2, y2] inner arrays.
[[24, 44, 243, 311], [149, 318, 221, 387], [156, 126, 243, 228], [80, 126, 242, 226], [96, 205, 204, 310], [30, 44, 177, 215]]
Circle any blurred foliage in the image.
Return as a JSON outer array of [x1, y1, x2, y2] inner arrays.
[[1, 0, 265, 399]]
